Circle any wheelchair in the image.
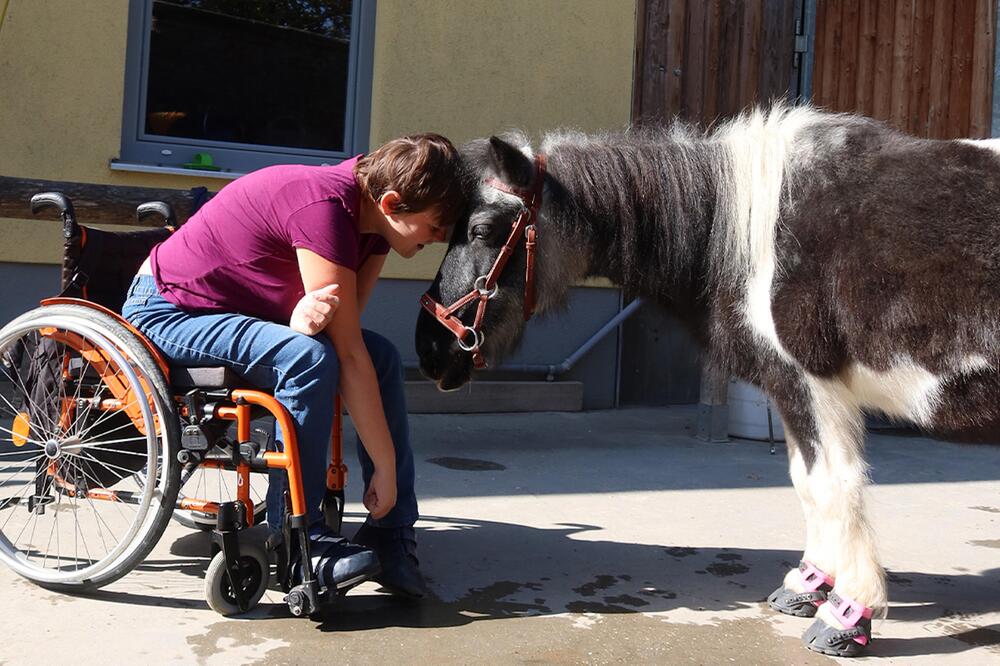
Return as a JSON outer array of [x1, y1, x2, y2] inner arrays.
[[0, 192, 350, 617]]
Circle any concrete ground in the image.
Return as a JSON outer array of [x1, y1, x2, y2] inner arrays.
[[2, 406, 999, 665]]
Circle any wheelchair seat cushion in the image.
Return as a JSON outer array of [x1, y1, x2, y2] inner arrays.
[[168, 365, 257, 390]]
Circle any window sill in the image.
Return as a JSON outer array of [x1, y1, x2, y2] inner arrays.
[[109, 159, 246, 180]]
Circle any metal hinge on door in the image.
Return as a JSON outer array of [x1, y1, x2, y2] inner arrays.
[[793, 17, 809, 68]]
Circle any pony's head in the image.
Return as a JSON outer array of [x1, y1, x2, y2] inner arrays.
[[416, 133, 559, 390]]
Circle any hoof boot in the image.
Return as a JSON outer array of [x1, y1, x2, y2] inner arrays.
[[767, 585, 826, 617], [802, 616, 872, 658]]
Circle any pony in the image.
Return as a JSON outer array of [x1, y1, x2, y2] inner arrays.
[[414, 105, 1000, 657]]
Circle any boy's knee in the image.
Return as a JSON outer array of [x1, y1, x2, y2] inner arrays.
[[286, 335, 339, 385], [362, 330, 402, 377]]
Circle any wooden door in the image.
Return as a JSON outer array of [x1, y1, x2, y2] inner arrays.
[[811, 0, 995, 138], [632, 0, 800, 125]]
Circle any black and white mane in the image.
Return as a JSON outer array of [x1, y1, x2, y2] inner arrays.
[[416, 105, 1000, 656]]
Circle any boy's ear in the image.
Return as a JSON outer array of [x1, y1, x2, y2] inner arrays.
[[378, 190, 401, 215]]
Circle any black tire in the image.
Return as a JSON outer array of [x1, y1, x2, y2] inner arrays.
[[204, 541, 270, 615]]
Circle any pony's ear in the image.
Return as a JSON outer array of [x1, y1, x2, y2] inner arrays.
[[488, 136, 534, 188]]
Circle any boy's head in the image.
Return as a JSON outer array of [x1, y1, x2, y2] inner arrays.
[[354, 133, 466, 229]]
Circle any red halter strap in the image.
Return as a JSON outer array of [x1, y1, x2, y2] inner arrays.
[[420, 153, 546, 369]]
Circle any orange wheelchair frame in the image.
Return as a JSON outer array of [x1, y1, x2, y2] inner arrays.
[[0, 193, 349, 617]]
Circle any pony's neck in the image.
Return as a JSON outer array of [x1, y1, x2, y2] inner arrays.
[[541, 129, 720, 307]]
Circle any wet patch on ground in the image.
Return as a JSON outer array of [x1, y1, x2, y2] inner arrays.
[[603, 594, 649, 607], [948, 625, 1000, 652], [696, 552, 751, 578], [572, 575, 620, 597], [426, 457, 506, 471], [664, 546, 699, 558], [932, 612, 1000, 656], [194, 610, 832, 665], [968, 539, 1000, 550]]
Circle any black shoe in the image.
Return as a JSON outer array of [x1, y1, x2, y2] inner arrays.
[[354, 523, 428, 599], [292, 530, 381, 593]]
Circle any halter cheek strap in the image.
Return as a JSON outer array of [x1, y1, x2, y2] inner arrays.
[[420, 153, 547, 369]]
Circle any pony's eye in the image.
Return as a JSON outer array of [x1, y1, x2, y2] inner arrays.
[[471, 224, 492, 240]]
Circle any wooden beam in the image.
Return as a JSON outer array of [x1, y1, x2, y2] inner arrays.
[[0, 176, 210, 227]]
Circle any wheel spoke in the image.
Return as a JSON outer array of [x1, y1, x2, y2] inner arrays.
[[67, 437, 148, 452], [65, 455, 123, 547], [75, 397, 142, 443], [65, 354, 95, 438], [0, 463, 49, 531], [65, 455, 113, 556], [0, 455, 45, 493]]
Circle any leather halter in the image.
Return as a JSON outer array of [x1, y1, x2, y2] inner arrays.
[[420, 154, 546, 369]]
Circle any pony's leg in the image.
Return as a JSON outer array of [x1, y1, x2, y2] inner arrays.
[[767, 415, 835, 617], [767, 424, 834, 617], [798, 376, 886, 656], [764, 373, 886, 654]]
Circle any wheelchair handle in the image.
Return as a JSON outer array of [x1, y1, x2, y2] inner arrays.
[[30, 192, 78, 239], [136, 201, 177, 227]]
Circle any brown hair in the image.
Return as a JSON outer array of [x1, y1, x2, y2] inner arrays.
[[354, 133, 466, 228]]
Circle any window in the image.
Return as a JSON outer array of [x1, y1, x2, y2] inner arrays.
[[119, 0, 375, 175]]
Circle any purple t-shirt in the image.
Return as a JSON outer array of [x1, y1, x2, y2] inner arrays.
[[151, 157, 389, 323]]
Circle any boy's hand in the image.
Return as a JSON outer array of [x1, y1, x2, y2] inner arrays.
[[289, 284, 340, 335], [364, 467, 398, 520]]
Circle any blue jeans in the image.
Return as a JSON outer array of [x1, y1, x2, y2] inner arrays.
[[121, 275, 418, 531]]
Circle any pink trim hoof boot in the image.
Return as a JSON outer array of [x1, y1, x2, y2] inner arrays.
[[767, 561, 834, 618], [802, 591, 874, 658]]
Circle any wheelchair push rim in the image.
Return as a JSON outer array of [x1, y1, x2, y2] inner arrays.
[[0, 311, 173, 586]]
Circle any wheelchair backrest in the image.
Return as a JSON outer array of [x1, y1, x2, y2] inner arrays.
[[62, 225, 173, 313], [32, 193, 178, 313]]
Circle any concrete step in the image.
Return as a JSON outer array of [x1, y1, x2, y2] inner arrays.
[[405, 380, 583, 413]]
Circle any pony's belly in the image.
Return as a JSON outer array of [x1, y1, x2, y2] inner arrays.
[[843, 358, 1000, 443], [843, 361, 945, 426]]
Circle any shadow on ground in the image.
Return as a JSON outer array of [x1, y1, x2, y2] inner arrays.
[[77, 512, 1000, 659]]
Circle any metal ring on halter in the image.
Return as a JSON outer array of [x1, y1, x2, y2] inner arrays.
[[457, 326, 485, 352], [474, 275, 499, 299]]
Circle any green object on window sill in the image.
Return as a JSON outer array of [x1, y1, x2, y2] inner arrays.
[[183, 152, 223, 171]]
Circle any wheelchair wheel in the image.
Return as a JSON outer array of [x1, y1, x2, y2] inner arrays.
[[204, 539, 270, 615], [0, 304, 180, 590], [174, 460, 268, 531]]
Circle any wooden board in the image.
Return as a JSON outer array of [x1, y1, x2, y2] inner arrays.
[[812, 0, 994, 139]]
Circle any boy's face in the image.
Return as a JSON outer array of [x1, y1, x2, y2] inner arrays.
[[383, 206, 449, 258]]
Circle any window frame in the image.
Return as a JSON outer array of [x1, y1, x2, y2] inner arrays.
[[118, 0, 375, 175]]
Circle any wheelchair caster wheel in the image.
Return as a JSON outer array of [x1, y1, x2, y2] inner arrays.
[[204, 542, 270, 616]]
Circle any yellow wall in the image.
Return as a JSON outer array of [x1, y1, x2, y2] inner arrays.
[[0, 0, 636, 279]]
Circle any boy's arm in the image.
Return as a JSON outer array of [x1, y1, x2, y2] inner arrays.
[[357, 253, 386, 312], [296, 247, 397, 518]]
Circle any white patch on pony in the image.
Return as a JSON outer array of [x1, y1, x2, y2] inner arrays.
[[842, 359, 944, 426], [714, 105, 825, 359], [803, 374, 887, 610], [959, 138, 1000, 155], [958, 354, 991, 373]]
